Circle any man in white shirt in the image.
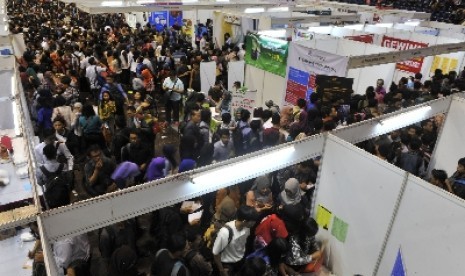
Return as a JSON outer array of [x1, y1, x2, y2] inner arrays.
[[34, 134, 74, 172], [85, 57, 107, 99], [212, 205, 259, 276], [163, 70, 185, 126], [53, 234, 91, 276], [213, 129, 234, 162], [200, 33, 208, 54]]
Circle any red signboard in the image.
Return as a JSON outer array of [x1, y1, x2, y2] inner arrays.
[[345, 34, 374, 44], [381, 36, 428, 74]]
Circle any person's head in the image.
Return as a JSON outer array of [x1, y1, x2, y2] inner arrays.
[[43, 143, 57, 160], [376, 79, 384, 87], [221, 112, 231, 124], [457, 157, 465, 174], [233, 81, 241, 90], [87, 144, 102, 163], [126, 106, 136, 118], [190, 108, 201, 123], [218, 128, 230, 145], [82, 104, 96, 117], [409, 137, 422, 151], [297, 98, 306, 109], [106, 74, 114, 85], [167, 233, 188, 257], [54, 95, 66, 107], [376, 143, 391, 160], [240, 109, 251, 122], [421, 120, 434, 133], [266, 238, 289, 265], [169, 69, 177, 81], [236, 205, 259, 229], [431, 169, 447, 186], [200, 108, 211, 123], [53, 117, 66, 132], [101, 90, 112, 102], [254, 175, 271, 196], [271, 113, 281, 126], [185, 225, 203, 250], [129, 129, 140, 145], [239, 257, 267, 276], [109, 245, 137, 275]]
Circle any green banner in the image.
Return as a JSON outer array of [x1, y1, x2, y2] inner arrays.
[[244, 34, 288, 77]]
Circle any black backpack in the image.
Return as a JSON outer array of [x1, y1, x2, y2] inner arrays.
[[232, 123, 249, 156], [107, 84, 126, 107], [40, 164, 70, 209]]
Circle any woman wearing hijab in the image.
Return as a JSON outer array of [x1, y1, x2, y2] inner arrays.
[[246, 175, 274, 214], [111, 161, 140, 190], [145, 157, 166, 181], [178, 158, 196, 173], [279, 178, 302, 206], [107, 245, 139, 276]]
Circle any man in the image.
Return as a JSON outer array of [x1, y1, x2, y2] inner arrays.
[[212, 205, 259, 276], [163, 69, 185, 126], [182, 108, 204, 156], [121, 129, 152, 178], [213, 129, 234, 162], [396, 137, 426, 178], [85, 57, 107, 99], [84, 145, 116, 196], [34, 133, 74, 172], [446, 157, 465, 199], [151, 233, 190, 276]]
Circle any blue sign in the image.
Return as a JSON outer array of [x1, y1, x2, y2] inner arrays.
[[288, 67, 309, 86], [169, 11, 183, 27], [391, 248, 406, 276], [149, 11, 168, 32]]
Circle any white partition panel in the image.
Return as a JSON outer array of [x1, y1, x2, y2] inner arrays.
[[314, 135, 407, 276], [377, 175, 465, 275], [262, 71, 285, 108], [314, 38, 339, 53], [428, 96, 465, 176], [244, 64, 265, 104]]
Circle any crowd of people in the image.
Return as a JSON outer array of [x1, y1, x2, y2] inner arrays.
[[6, 0, 465, 275]]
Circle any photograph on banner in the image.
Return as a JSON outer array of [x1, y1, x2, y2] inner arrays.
[[231, 89, 257, 115], [284, 43, 349, 105], [244, 33, 289, 77], [344, 34, 374, 44], [316, 75, 354, 106], [381, 35, 428, 74], [149, 11, 169, 32]]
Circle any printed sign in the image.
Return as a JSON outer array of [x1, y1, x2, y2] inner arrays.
[[244, 34, 289, 77], [381, 35, 428, 74], [344, 34, 374, 44], [231, 89, 257, 115]]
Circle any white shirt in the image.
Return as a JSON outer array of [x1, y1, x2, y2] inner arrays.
[[85, 65, 106, 89], [53, 234, 90, 275], [34, 141, 74, 171], [212, 221, 250, 263], [128, 52, 137, 72]]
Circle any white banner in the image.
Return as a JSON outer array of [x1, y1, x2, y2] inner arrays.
[[227, 61, 245, 91], [231, 90, 257, 115], [200, 61, 216, 93], [288, 42, 349, 77]]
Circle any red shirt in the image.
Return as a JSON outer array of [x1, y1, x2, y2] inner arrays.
[[255, 214, 288, 245]]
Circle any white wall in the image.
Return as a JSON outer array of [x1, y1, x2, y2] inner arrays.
[[244, 64, 286, 107]]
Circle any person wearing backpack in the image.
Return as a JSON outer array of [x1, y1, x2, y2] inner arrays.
[[233, 109, 252, 157], [212, 205, 259, 276], [85, 57, 107, 100], [184, 225, 213, 276], [36, 143, 70, 209], [151, 233, 190, 276]]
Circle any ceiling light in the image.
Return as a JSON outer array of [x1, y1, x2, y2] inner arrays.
[[245, 8, 265, 14]]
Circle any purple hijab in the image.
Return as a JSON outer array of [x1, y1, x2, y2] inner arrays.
[[145, 157, 166, 181], [178, 159, 196, 173]]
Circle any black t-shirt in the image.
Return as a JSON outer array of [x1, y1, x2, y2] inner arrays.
[[151, 249, 188, 276]]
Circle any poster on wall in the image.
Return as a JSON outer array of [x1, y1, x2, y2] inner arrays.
[[284, 43, 349, 105], [169, 11, 183, 27], [149, 11, 183, 32], [292, 28, 315, 41], [344, 34, 374, 44], [315, 75, 354, 105], [231, 89, 257, 115], [381, 36, 428, 74], [430, 56, 459, 75], [244, 34, 289, 77]]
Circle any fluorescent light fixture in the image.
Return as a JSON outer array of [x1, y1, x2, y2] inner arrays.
[[181, 0, 199, 3], [216, 0, 230, 2], [379, 106, 431, 129], [192, 146, 295, 186], [12, 101, 20, 136], [343, 24, 364, 30], [376, 23, 393, 28], [100, 1, 124, 6], [245, 7, 265, 14], [258, 29, 286, 38], [404, 20, 421, 26], [268, 7, 289, 12]]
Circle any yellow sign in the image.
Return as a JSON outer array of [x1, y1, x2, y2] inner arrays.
[[430, 56, 459, 74], [316, 204, 332, 230]]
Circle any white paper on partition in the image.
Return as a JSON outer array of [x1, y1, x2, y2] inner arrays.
[[200, 61, 216, 93]]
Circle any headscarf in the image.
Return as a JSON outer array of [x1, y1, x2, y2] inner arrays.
[[280, 178, 301, 205], [141, 68, 153, 85], [145, 157, 166, 181], [178, 158, 196, 173], [251, 175, 272, 205], [111, 161, 140, 189], [108, 245, 138, 276], [214, 195, 237, 222]]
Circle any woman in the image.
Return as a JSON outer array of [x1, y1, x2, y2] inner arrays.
[[246, 175, 274, 214], [162, 145, 178, 176], [247, 238, 298, 276], [145, 157, 166, 181], [131, 91, 145, 111], [120, 50, 130, 86], [53, 117, 79, 156], [79, 104, 104, 149], [178, 158, 196, 173], [278, 178, 302, 207], [111, 51, 123, 83], [189, 61, 201, 92], [141, 68, 154, 94], [98, 90, 117, 134], [52, 95, 73, 128], [111, 161, 141, 190], [37, 96, 53, 140]]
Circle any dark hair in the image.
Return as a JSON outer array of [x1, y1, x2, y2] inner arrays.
[[240, 109, 251, 122], [54, 95, 67, 107], [200, 108, 211, 123], [163, 145, 178, 169], [221, 113, 232, 124], [127, 105, 136, 112], [297, 98, 306, 109], [377, 143, 391, 159], [52, 116, 67, 128], [82, 104, 96, 117], [184, 225, 202, 243], [262, 109, 272, 122], [87, 144, 101, 156], [239, 257, 267, 276], [236, 205, 259, 222], [458, 157, 465, 167], [167, 233, 187, 253], [409, 137, 422, 151], [218, 128, 229, 137], [271, 113, 280, 125], [431, 169, 447, 182], [43, 143, 57, 160]]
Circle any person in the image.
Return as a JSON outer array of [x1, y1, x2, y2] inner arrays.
[[52, 117, 79, 156], [85, 57, 106, 99], [199, 109, 211, 145], [182, 108, 204, 156], [446, 157, 465, 199], [98, 90, 117, 133], [84, 144, 116, 196], [145, 157, 166, 181], [396, 137, 426, 178], [53, 234, 91, 276], [52, 96, 73, 128], [430, 169, 452, 192], [189, 62, 201, 92], [213, 129, 234, 162], [238, 257, 267, 276], [247, 238, 297, 276], [34, 133, 74, 172], [254, 213, 288, 250], [151, 233, 190, 276], [121, 129, 153, 178], [212, 205, 259, 276], [245, 175, 274, 215], [79, 104, 105, 149], [278, 178, 303, 207], [184, 225, 213, 276], [163, 69, 185, 126], [111, 161, 141, 189], [107, 245, 139, 276]]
